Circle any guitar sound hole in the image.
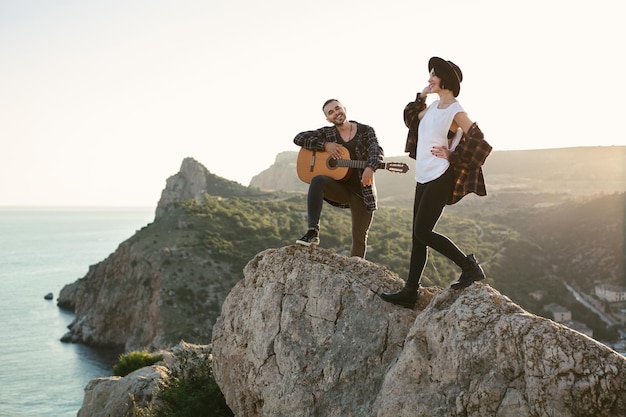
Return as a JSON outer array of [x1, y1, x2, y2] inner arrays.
[[328, 158, 338, 168]]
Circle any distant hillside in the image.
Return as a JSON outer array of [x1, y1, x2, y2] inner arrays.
[[250, 146, 626, 206], [517, 193, 625, 291]]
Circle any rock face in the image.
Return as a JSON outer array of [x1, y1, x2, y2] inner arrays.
[[58, 242, 165, 349], [211, 246, 626, 417], [78, 366, 165, 417], [58, 217, 235, 351], [249, 151, 307, 193], [59, 157, 255, 351], [155, 157, 215, 218], [77, 342, 212, 417]]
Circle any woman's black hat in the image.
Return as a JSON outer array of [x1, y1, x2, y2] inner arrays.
[[428, 57, 463, 97]]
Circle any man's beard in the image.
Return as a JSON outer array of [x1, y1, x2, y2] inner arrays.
[[331, 113, 346, 126]]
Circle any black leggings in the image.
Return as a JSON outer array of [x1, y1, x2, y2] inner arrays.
[[406, 167, 467, 288], [307, 175, 373, 258]]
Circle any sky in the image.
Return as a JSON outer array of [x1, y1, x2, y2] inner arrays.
[[1, 0, 624, 207]]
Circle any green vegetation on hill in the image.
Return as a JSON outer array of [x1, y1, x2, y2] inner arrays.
[[177, 194, 509, 289]]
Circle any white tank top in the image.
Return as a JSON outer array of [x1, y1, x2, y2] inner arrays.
[[415, 100, 464, 183]]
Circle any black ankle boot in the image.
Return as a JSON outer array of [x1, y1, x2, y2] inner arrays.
[[379, 286, 419, 309], [450, 254, 485, 290]]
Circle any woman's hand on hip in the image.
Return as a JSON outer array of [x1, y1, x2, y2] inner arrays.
[[431, 146, 450, 160]]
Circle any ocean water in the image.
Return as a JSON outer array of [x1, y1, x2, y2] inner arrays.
[[0, 207, 154, 417]]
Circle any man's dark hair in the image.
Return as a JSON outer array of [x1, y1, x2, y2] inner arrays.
[[322, 98, 340, 113]]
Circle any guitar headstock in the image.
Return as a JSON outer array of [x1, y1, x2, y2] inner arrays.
[[385, 162, 410, 173]]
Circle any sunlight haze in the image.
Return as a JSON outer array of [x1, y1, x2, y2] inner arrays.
[[1, 0, 624, 206]]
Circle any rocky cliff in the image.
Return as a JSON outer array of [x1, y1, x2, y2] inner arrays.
[[210, 245, 626, 417], [58, 158, 267, 351], [155, 157, 216, 218], [57, 220, 235, 351], [155, 156, 256, 218]]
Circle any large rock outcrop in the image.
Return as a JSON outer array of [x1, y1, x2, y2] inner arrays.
[[77, 342, 213, 417], [155, 157, 216, 218], [155, 157, 251, 218], [57, 214, 237, 351], [211, 245, 626, 417], [78, 366, 165, 417]]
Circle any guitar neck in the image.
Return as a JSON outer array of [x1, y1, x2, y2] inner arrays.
[[334, 159, 384, 170]]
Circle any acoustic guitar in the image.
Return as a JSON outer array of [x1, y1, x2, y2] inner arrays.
[[296, 148, 409, 184]]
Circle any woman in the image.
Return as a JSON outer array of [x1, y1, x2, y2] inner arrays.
[[380, 57, 492, 308]]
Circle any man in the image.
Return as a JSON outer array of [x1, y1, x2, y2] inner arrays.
[[293, 98, 384, 258]]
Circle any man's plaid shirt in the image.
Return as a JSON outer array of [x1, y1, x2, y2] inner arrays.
[[404, 95, 492, 205], [294, 122, 384, 211]]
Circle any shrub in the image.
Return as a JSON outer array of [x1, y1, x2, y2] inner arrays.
[[154, 356, 233, 417], [113, 350, 163, 377], [156, 373, 233, 417]]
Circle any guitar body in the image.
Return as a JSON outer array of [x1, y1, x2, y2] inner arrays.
[[296, 147, 410, 184], [297, 148, 352, 183]]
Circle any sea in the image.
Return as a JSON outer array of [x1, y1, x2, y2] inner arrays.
[[0, 207, 155, 417]]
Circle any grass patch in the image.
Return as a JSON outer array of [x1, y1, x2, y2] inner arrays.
[[113, 350, 164, 377]]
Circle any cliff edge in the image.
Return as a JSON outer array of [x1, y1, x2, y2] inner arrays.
[[211, 245, 626, 417]]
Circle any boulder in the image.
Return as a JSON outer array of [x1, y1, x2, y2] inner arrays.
[[211, 245, 626, 417]]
